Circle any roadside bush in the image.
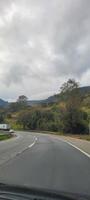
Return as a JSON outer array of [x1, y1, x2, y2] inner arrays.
[[17, 105, 88, 134], [61, 108, 88, 134], [17, 109, 61, 132]]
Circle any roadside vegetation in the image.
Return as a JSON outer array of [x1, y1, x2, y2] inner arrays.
[[0, 79, 90, 137], [67, 134, 90, 141], [0, 133, 12, 141]]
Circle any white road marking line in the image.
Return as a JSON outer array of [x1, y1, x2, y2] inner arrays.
[[35, 137, 38, 141], [28, 142, 35, 148], [16, 137, 37, 156], [28, 137, 37, 148], [59, 138, 90, 158]]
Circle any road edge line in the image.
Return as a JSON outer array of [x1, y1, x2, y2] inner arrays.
[[58, 138, 90, 158]]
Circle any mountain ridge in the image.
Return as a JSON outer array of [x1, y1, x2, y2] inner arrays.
[[0, 99, 8, 108], [0, 86, 90, 107], [28, 86, 90, 106]]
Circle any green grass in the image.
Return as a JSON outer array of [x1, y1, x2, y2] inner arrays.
[[0, 134, 12, 141]]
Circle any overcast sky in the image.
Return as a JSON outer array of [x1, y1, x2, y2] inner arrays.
[[0, 0, 90, 101]]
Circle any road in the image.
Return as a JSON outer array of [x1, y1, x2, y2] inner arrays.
[[0, 131, 90, 195]]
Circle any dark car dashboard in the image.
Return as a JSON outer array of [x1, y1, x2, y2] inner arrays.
[[0, 184, 89, 200]]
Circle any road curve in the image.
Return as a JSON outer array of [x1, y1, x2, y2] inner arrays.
[[0, 131, 90, 196], [0, 131, 35, 165]]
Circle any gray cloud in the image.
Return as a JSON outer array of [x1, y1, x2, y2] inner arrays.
[[0, 0, 90, 100]]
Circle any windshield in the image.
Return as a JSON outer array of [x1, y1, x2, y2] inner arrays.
[[0, 0, 90, 198]]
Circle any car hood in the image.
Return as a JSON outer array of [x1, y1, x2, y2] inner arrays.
[[0, 183, 90, 200]]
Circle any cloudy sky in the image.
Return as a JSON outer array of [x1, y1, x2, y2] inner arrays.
[[0, 0, 90, 101]]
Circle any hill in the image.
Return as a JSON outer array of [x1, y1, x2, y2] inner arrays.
[[0, 99, 8, 108], [79, 86, 90, 95], [28, 86, 90, 106], [0, 86, 89, 107], [28, 94, 58, 106]]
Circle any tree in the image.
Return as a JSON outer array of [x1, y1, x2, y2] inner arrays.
[[60, 79, 88, 134], [60, 79, 81, 108], [9, 95, 28, 113], [60, 79, 79, 94], [17, 109, 61, 131], [16, 95, 28, 109], [17, 111, 30, 129], [61, 106, 88, 134], [17, 95, 28, 103], [0, 113, 5, 123]]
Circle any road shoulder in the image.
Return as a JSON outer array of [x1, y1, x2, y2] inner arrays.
[[58, 136, 90, 156]]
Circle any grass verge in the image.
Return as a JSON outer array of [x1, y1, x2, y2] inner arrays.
[[0, 133, 12, 141]]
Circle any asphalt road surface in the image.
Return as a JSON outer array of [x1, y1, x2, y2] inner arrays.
[[0, 131, 90, 196]]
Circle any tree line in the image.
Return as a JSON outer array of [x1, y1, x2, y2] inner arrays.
[[0, 79, 89, 134], [17, 79, 89, 134]]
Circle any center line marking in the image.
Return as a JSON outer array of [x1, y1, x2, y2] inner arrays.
[[28, 137, 37, 148]]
